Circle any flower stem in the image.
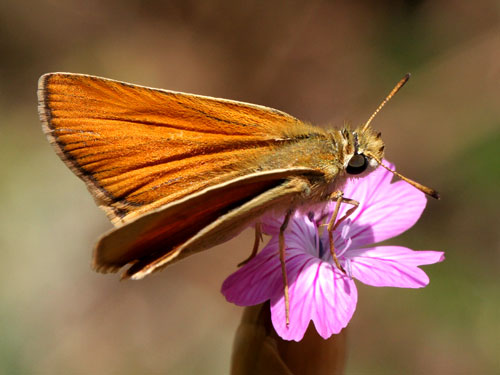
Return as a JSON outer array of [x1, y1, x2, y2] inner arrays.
[[231, 303, 347, 375]]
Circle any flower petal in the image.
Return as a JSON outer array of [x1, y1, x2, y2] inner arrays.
[[337, 178, 427, 248], [270, 260, 357, 341], [260, 210, 320, 238], [270, 256, 319, 341], [341, 161, 396, 216], [349, 246, 445, 288], [221, 217, 319, 306], [311, 264, 357, 339], [259, 211, 286, 235], [221, 238, 283, 305]]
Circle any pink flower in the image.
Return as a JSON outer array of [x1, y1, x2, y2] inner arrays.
[[221, 162, 444, 341]]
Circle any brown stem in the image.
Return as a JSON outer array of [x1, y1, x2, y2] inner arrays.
[[231, 303, 347, 375]]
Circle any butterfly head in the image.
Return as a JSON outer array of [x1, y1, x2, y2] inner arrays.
[[342, 125, 384, 177], [341, 124, 439, 199]]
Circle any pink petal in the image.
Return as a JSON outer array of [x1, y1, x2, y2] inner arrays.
[[221, 238, 283, 305], [261, 162, 396, 235], [311, 263, 357, 339], [221, 219, 318, 306], [270, 256, 319, 341], [341, 161, 396, 216], [319, 161, 426, 247], [260, 210, 319, 237], [350, 180, 427, 246], [259, 211, 286, 235], [270, 260, 357, 341], [349, 246, 445, 288]]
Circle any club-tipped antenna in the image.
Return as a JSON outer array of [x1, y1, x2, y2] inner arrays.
[[362, 73, 411, 132], [366, 152, 440, 199]]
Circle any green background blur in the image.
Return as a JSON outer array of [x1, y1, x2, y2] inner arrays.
[[1, 1, 498, 373]]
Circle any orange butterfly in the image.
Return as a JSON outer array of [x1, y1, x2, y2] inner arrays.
[[38, 73, 438, 284]]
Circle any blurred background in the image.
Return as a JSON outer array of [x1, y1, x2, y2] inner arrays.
[[1, 0, 498, 373]]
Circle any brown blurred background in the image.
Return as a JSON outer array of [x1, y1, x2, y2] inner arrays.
[[1, 0, 499, 373]]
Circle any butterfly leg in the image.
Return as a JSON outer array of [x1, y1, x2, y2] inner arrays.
[[327, 191, 359, 273], [237, 222, 263, 267], [280, 210, 293, 326]]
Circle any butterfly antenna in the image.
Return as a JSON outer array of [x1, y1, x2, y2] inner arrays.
[[362, 73, 411, 132], [365, 152, 440, 199]]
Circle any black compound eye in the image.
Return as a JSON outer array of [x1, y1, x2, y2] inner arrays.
[[346, 154, 368, 175]]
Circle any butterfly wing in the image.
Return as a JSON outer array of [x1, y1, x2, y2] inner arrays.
[[39, 73, 329, 277], [38, 73, 320, 225]]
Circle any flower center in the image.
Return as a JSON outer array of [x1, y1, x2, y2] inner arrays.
[[315, 219, 354, 276]]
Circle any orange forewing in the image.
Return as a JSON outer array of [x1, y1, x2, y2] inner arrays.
[[38, 73, 318, 225]]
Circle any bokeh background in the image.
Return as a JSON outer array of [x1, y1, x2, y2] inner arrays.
[[1, 0, 498, 373]]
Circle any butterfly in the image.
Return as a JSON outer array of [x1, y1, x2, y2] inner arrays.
[[38, 72, 438, 285]]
